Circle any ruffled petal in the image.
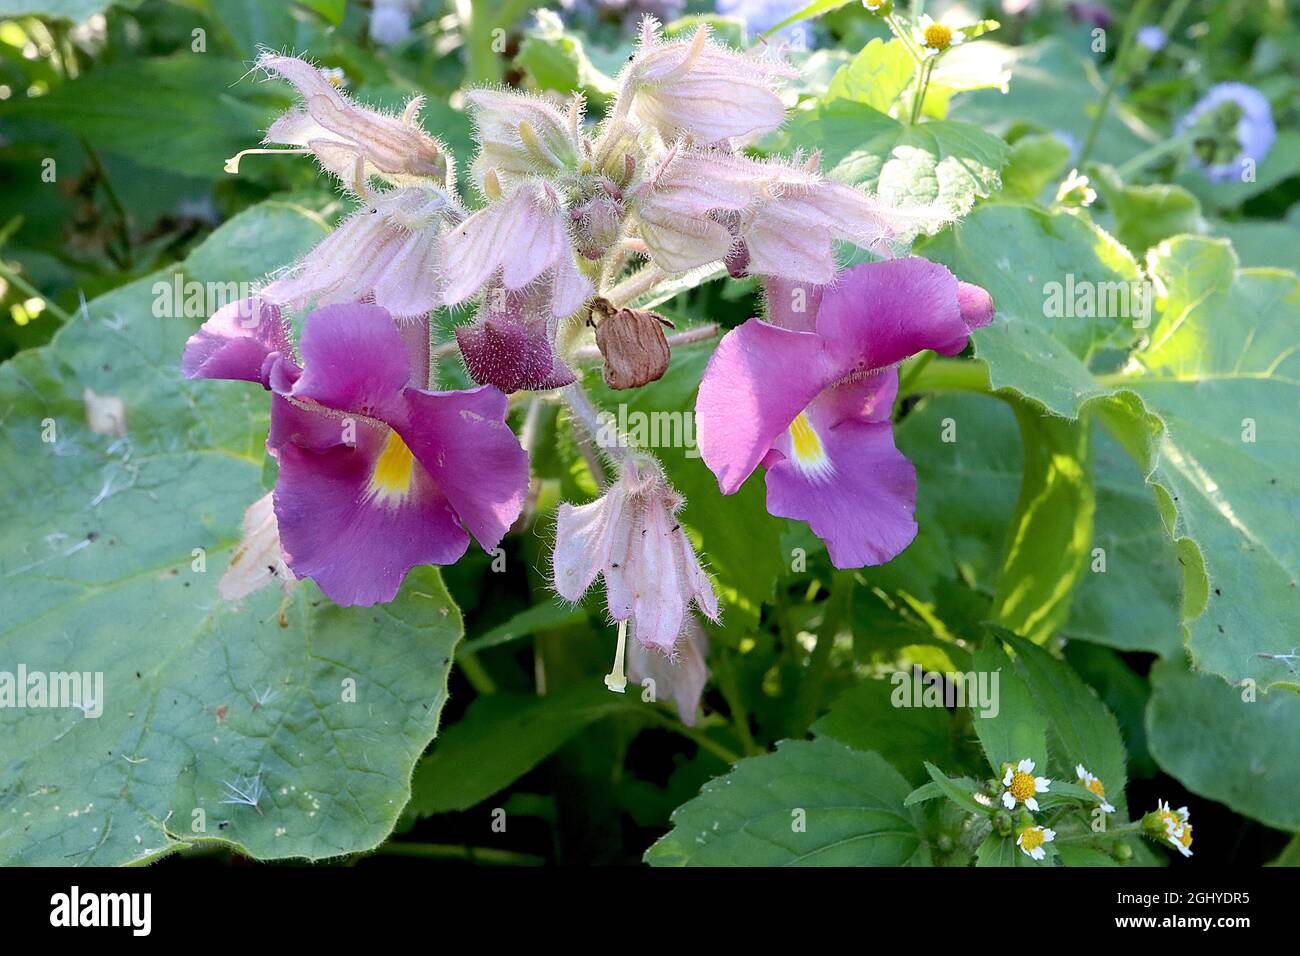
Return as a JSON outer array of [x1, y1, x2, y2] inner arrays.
[[627, 616, 709, 727], [815, 258, 982, 370], [553, 491, 626, 603], [399, 385, 528, 552], [763, 379, 917, 568], [269, 397, 468, 607], [764, 277, 823, 333], [696, 318, 836, 495], [181, 297, 295, 387], [288, 303, 411, 422]]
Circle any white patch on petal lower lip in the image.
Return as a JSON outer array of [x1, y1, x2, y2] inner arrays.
[[788, 411, 834, 481]]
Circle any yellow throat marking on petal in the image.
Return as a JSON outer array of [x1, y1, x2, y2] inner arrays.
[[789, 412, 833, 480], [368, 430, 416, 505], [924, 23, 953, 50], [1018, 827, 1045, 852], [1008, 771, 1036, 802]]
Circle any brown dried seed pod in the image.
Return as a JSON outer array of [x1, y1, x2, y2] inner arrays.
[[592, 298, 675, 390]]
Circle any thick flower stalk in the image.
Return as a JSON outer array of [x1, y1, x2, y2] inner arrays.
[[695, 259, 993, 567]]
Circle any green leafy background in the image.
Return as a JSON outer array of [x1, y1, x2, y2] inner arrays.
[[1, 0, 1298, 867]]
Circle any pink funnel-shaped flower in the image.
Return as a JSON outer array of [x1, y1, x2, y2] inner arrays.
[[261, 185, 459, 320], [182, 298, 528, 606], [553, 454, 719, 654], [695, 259, 994, 567], [615, 17, 793, 145], [259, 53, 448, 186]]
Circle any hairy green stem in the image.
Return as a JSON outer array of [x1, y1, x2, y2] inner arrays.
[[641, 709, 743, 765], [894, 349, 936, 413], [457, 651, 498, 694], [0, 259, 73, 324], [909, 56, 936, 125], [1115, 134, 1191, 180], [715, 650, 763, 757], [791, 569, 856, 733], [1078, 0, 1154, 168]]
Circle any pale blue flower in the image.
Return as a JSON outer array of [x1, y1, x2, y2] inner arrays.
[[1137, 25, 1167, 52], [1176, 82, 1277, 183]]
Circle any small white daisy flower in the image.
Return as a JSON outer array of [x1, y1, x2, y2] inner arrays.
[[915, 14, 966, 58], [1016, 825, 1056, 861], [1001, 758, 1051, 811], [862, 0, 890, 11], [1075, 763, 1116, 813], [1154, 800, 1194, 857]]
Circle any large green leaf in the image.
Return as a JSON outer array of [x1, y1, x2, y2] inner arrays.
[[823, 38, 913, 114], [918, 203, 1141, 418], [1119, 238, 1300, 689], [991, 407, 1094, 643], [645, 739, 926, 866], [0, 202, 465, 865], [812, 678, 958, 786], [1147, 659, 1300, 832], [0, 55, 287, 179], [1065, 426, 1182, 657], [970, 641, 1046, 776], [884, 392, 1022, 597], [406, 684, 636, 818], [997, 630, 1128, 815], [1088, 163, 1207, 255], [785, 100, 1008, 221], [952, 37, 1149, 168], [925, 228, 1299, 689], [516, 9, 621, 102]]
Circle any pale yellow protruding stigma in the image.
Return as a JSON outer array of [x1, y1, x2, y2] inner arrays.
[[604, 619, 628, 694], [223, 147, 311, 175]]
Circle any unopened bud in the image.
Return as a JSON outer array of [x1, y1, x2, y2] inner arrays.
[[592, 298, 675, 390]]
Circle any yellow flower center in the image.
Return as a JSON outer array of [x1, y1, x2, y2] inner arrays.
[[1178, 825, 1193, 850], [1019, 827, 1046, 852], [923, 24, 953, 50], [1085, 777, 1106, 799], [1009, 771, 1036, 802], [788, 412, 833, 479], [368, 430, 416, 504]]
